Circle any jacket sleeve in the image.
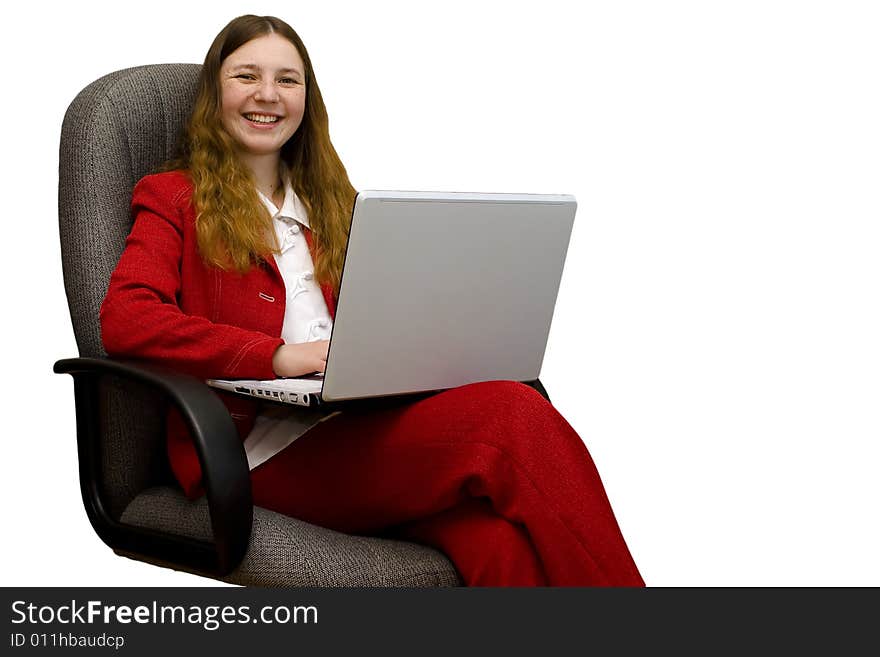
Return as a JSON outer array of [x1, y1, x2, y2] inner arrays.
[[99, 173, 282, 380]]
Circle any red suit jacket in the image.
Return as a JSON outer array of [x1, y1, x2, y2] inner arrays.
[[100, 170, 337, 498]]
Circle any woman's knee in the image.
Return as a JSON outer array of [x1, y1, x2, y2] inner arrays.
[[404, 379, 573, 461], [458, 379, 550, 412], [438, 379, 576, 456]]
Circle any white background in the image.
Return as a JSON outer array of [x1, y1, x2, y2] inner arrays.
[[2, 0, 878, 587]]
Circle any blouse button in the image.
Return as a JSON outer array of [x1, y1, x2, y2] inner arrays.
[[303, 272, 314, 281]]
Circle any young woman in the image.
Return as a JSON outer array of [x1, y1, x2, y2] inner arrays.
[[100, 14, 644, 586]]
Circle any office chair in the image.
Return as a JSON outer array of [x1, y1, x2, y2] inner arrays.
[[53, 63, 469, 586]]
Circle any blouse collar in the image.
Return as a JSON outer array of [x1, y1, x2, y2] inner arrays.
[[256, 163, 310, 228]]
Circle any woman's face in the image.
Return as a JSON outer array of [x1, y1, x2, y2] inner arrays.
[[219, 33, 306, 158]]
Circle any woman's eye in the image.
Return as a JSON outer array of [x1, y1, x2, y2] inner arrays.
[[236, 74, 256, 80], [279, 77, 298, 85]]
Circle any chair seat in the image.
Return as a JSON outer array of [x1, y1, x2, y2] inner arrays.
[[120, 486, 462, 587]]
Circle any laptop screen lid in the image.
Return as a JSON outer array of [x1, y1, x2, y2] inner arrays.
[[320, 190, 577, 403]]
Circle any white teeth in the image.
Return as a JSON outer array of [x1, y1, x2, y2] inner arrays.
[[245, 114, 279, 124]]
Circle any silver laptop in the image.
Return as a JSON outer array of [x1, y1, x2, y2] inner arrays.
[[207, 189, 577, 407]]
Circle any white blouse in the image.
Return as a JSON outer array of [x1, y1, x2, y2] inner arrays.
[[261, 175, 333, 344], [240, 173, 339, 471]]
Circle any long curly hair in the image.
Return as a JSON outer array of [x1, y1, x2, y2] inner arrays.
[[164, 14, 355, 294]]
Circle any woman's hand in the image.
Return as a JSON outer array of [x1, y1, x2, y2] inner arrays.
[[272, 340, 330, 377]]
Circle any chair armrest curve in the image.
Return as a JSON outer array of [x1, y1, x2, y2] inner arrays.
[[54, 356, 252, 574]]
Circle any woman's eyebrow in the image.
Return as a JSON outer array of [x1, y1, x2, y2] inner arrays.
[[230, 63, 303, 75]]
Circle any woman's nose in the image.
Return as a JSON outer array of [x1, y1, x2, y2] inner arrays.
[[254, 80, 279, 102]]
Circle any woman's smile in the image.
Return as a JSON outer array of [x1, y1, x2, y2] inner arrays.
[[242, 112, 284, 129]]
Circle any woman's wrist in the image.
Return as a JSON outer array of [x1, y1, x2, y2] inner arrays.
[[271, 341, 329, 378], [272, 344, 297, 377]]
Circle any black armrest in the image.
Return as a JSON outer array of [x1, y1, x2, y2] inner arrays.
[[53, 357, 252, 575]]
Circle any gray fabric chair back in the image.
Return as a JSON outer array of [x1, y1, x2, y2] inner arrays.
[[58, 64, 201, 517]]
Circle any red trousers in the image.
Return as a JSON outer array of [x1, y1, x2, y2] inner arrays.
[[250, 381, 644, 586]]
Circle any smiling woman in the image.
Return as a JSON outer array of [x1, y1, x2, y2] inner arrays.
[[98, 13, 644, 587]]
